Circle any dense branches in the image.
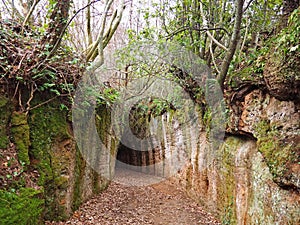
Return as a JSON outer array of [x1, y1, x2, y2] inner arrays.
[[0, 0, 125, 112], [133, 0, 295, 93]]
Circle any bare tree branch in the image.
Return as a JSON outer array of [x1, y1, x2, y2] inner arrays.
[[44, 0, 102, 59], [22, 0, 41, 27], [86, 0, 125, 63], [199, 2, 229, 51], [86, 0, 114, 62], [166, 26, 230, 40], [243, 0, 256, 13]]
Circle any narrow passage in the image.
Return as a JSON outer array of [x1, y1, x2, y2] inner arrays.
[[48, 168, 220, 225]]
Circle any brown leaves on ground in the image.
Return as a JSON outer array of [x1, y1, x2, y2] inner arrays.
[[0, 143, 40, 190], [47, 168, 220, 225]]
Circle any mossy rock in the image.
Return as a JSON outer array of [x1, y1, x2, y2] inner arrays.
[[28, 98, 70, 220], [72, 148, 85, 211], [0, 188, 44, 225], [218, 137, 239, 225], [0, 95, 8, 107], [11, 112, 30, 165], [254, 120, 298, 188], [0, 95, 10, 149], [263, 50, 300, 101]]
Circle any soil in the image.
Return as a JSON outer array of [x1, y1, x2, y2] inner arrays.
[[46, 168, 221, 225]]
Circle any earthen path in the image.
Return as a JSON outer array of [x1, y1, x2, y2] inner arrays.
[[47, 168, 220, 225]]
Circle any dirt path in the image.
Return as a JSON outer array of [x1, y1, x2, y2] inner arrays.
[[47, 168, 220, 225]]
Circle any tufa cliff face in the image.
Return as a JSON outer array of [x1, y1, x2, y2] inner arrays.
[[0, 9, 299, 224], [0, 95, 117, 223], [114, 10, 300, 223], [118, 97, 299, 224]]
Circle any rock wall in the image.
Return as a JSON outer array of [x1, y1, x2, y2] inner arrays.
[[0, 94, 117, 223], [176, 93, 299, 224], [177, 136, 300, 225], [119, 92, 300, 224]]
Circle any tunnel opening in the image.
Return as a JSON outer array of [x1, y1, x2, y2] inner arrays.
[[115, 97, 173, 176]]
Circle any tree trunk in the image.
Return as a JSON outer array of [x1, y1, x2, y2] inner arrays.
[[41, 0, 71, 51], [218, 0, 244, 92]]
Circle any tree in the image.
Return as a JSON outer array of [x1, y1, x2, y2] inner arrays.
[[85, 0, 125, 65], [129, 0, 293, 92], [0, 0, 126, 112], [282, 0, 299, 24], [41, 0, 71, 56], [22, 0, 41, 26], [218, 0, 245, 91]]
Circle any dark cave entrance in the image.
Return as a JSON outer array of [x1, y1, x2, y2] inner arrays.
[[115, 97, 170, 174]]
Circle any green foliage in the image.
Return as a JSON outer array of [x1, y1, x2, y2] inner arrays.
[[0, 21, 81, 114], [149, 98, 174, 116], [98, 88, 120, 107], [271, 8, 300, 58], [276, 8, 300, 55], [0, 188, 44, 225], [75, 85, 120, 121]]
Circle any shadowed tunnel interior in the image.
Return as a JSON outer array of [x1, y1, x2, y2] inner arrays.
[[115, 97, 169, 172], [116, 141, 164, 166]]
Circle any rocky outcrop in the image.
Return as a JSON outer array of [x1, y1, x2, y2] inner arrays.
[[117, 89, 300, 224], [229, 89, 300, 190], [0, 95, 117, 223]]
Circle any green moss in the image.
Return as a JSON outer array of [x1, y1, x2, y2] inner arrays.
[[71, 106, 114, 212], [0, 188, 44, 225], [0, 96, 10, 149], [228, 64, 264, 89], [11, 111, 27, 126], [54, 176, 69, 189], [28, 99, 70, 220], [110, 138, 117, 158], [11, 112, 30, 165], [203, 107, 212, 129], [254, 120, 293, 181], [0, 96, 8, 107], [218, 137, 239, 225], [95, 106, 111, 145], [0, 136, 9, 149], [72, 148, 85, 211]]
